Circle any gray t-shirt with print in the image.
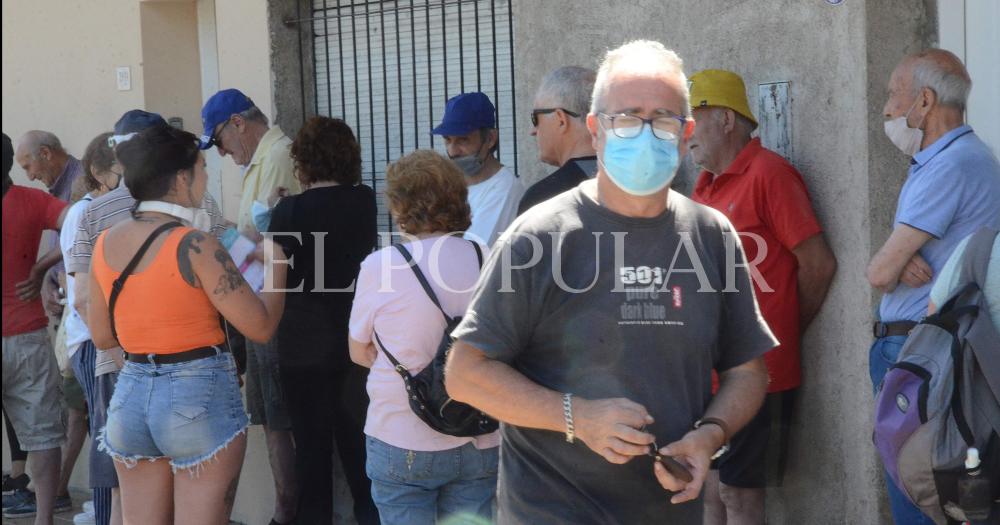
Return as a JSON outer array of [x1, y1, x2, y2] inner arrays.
[[452, 186, 777, 525]]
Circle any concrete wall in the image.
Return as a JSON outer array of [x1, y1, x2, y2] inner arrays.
[[509, 0, 931, 523], [1, 0, 146, 186], [140, 1, 204, 135]]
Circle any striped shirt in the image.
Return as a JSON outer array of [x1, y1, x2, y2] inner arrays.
[[66, 183, 228, 375]]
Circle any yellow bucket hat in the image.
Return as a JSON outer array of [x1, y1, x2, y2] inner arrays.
[[689, 69, 758, 127]]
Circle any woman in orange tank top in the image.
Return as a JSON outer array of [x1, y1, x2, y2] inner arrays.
[[87, 125, 287, 524]]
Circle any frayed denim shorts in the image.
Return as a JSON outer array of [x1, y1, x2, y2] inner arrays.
[[98, 350, 248, 472]]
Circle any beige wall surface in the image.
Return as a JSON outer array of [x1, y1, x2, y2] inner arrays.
[[212, 0, 274, 221], [140, 0, 204, 137], [2, 0, 145, 187]]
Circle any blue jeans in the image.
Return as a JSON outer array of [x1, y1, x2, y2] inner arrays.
[[365, 436, 498, 525], [869, 335, 935, 525]]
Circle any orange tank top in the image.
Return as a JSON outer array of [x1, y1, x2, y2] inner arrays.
[[92, 226, 225, 355]]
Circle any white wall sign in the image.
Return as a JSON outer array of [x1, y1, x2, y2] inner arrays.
[[116, 66, 131, 91]]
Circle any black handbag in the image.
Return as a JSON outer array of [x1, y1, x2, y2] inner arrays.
[[373, 241, 498, 437]]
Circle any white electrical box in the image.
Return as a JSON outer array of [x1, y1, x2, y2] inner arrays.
[[116, 67, 131, 91]]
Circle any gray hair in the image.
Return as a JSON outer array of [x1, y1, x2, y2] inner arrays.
[[18, 130, 64, 157], [238, 106, 270, 127], [590, 40, 690, 115], [536, 66, 597, 116], [910, 49, 972, 111]]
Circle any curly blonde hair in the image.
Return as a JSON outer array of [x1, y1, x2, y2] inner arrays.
[[385, 150, 471, 235]]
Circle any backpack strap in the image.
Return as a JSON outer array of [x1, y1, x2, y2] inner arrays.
[[108, 221, 183, 342], [952, 227, 1000, 425], [956, 227, 998, 288]]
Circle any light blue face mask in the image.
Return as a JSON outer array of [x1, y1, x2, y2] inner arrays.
[[251, 200, 272, 233], [600, 125, 680, 196]]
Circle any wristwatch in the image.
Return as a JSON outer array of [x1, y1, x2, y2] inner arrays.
[[694, 417, 730, 460]]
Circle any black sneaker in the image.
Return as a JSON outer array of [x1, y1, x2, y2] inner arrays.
[[2, 491, 36, 519], [2, 473, 30, 496], [2, 488, 31, 511], [54, 493, 73, 512]]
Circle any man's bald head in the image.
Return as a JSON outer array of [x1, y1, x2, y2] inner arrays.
[[902, 48, 972, 111], [16, 130, 64, 158], [15, 130, 67, 187]]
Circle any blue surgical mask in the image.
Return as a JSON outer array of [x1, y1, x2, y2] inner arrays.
[[251, 200, 273, 233], [600, 125, 680, 196]]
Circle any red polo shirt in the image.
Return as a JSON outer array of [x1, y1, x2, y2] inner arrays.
[[2, 185, 67, 336], [693, 138, 822, 392]]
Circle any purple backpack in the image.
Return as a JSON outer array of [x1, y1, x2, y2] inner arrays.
[[873, 228, 1000, 524]]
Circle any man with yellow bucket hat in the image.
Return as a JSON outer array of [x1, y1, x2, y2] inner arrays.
[[688, 69, 838, 524]]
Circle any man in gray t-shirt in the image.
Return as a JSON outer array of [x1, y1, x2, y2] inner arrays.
[[446, 40, 775, 524]]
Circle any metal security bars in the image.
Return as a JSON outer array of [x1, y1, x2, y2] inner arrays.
[[310, 0, 517, 236]]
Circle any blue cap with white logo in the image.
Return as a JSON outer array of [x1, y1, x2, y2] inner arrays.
[[109, 110, 167, 147], [199, 89, 255, 149], [431, 92, 496, 136]]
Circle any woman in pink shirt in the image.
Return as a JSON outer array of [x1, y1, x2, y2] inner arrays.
[[348, 150, 499, 525]]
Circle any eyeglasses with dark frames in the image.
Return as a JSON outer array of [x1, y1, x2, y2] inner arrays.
[[597, 112, 687, 140], [531, 107, 581, 127], [206, 117, 233, 149]]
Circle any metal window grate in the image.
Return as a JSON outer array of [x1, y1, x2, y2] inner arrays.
[[312, 0, 517, 237]]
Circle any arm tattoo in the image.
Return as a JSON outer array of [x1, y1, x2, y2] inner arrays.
[[213, 248, 245, 296], [177, 231, 206, 287]]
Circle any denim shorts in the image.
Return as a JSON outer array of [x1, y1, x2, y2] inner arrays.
[[98, 350, 248, 472]]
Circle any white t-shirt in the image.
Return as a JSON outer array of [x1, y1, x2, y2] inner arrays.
[[349, 235, 500, 451], [60, 195, 93, 354], [464, 166, 524, 246]]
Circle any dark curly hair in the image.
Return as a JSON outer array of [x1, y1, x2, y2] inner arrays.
[[115, 125, 200, 202], [385, 150, 471, 235], [290, 117, 361, 185], [81, 132, 115, 193]]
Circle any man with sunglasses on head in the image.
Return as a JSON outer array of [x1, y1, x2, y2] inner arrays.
[[518, 66, 598, 216], [199, 89, 300, 525], [433, 91, 524, 246], [445, 40, 774, 524]]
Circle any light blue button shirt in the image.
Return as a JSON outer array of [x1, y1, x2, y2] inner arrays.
[[879, 125, 1000, 322]]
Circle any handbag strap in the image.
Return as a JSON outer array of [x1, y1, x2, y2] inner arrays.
[[108, 221, 183, 341], [372, 330, 409, 377], [393, 239, 483, 324], [372, 238, 484, 377]]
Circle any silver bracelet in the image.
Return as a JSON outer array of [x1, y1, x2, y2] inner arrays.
[[563, 393, 575, 443]]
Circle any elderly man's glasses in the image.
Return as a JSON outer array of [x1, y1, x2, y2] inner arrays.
[[206, 117, 233, 149], [598, 112, 687, 140], [531, 107, 581, 127]]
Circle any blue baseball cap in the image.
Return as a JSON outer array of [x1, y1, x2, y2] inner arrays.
[[109, 110, 167, 146], [431, 92, 496, 136], [199, 89, 255, 149]]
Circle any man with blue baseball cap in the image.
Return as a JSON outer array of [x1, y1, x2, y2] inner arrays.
[[199, 89, 300, 525], [199, 88, 301, 236], [432, 92, 523, 245]]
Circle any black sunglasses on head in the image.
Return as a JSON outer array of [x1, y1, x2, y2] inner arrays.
[[531, 107, 581, 127]]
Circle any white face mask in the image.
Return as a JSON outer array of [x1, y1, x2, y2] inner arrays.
[[136, 200, 213, 232], [884, 98, 925, 157]]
